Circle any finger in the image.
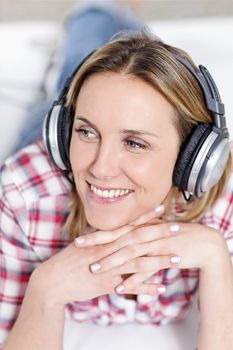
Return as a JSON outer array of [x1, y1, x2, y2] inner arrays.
[[112, 222, 180, 253], [89, 224, 181, 273], [74, 225, 130, 246], [74, 206, 165, 247], [129, 205, 164, 226], [124, 283, 167, 296], [109, 255, 180, 275], [114, 271, 166, 295]]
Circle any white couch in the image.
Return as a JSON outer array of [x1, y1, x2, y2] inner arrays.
[[1, 17, 233, 349]]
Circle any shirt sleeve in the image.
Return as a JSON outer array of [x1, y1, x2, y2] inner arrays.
[[0, 163, 41, 347]]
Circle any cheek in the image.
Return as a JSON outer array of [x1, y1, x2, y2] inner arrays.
[[126, 150, 178, 197], [69, 135, 94, 174], [144, 160, 173, 188]]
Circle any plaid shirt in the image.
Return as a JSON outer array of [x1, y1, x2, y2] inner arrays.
[[1, 140, 233, 346]]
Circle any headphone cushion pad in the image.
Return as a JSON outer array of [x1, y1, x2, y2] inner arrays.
[[173, 123, 212, 189], [57, 106, 73, 168]]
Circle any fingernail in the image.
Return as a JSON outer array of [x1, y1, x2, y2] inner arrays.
[[115, 284, 125, 294], [90, 263, 101, 273], [169, 224, 179, 232], [170, 255, 181, 264], [154, 205, 164, 213], [74, 236, 85, 245], [157, 286, 166, 294]]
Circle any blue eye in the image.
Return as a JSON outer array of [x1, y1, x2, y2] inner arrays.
[[126, 139, 146, 149], [75, 128, 96, 139]]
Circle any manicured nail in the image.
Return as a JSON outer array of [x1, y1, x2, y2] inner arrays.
[[170, 255, 181, 264], [157, 286, 166, 294], [154, 205, 164, 213], [169, 224, 180, 232], [74, 236, 86, 245], [90, 263, 101, 273], [115, 284, 125, 294]]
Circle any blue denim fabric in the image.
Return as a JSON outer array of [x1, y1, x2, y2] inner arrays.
[[57, 4, 144, 92], [14, 3, 143, 152]]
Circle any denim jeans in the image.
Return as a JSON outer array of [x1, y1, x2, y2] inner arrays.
[[14, 2, 144, 151]]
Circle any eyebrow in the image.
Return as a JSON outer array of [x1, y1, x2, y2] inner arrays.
[[75, 116, 159, 138]]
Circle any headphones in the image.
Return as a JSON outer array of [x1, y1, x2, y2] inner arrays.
[[43, 50, 230, 199]]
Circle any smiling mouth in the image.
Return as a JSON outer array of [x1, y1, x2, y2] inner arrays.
[[87, 183, 134, 201]]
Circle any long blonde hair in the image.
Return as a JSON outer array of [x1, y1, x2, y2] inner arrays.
[[63, 30, 232, 241]]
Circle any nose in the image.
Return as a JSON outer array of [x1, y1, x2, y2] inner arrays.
[[89, 140, 121, 179]]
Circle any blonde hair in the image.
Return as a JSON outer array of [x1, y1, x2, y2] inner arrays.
[[63, 30, 232, 241]]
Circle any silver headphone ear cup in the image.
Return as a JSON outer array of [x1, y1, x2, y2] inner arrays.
[[173, 123, 229, 197], [173, 124, 211, 193], [43, 104, 68, 170], [189, 133, 230, 196]]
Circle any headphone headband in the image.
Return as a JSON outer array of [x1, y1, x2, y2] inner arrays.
[[174, 56, 225, 122]]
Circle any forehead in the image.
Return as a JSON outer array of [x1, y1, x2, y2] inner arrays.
[[75, 72, 176, 131]]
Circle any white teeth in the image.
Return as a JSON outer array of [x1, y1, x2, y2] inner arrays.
[[115, 190, 120, 197], [109, 190, 115, 198], [90, 184, 131, 199], [102, 190, 109, 198], [97, 189, 102, 197]]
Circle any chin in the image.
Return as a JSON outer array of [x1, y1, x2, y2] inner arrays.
[[87, 220, 125, 231], [86, 214, 129, 231]]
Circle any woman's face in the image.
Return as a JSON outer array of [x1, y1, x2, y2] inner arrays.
[[70, 72, 180, 230]]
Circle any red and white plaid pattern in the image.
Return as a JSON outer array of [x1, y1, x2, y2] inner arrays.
[[1, 140, 233, 346]]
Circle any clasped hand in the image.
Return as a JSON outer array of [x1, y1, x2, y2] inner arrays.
[[31, 206, 227, 305], [74, 206, 227, 297]]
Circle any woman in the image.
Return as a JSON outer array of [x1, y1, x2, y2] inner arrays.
[[1, 31, 233, 350]]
